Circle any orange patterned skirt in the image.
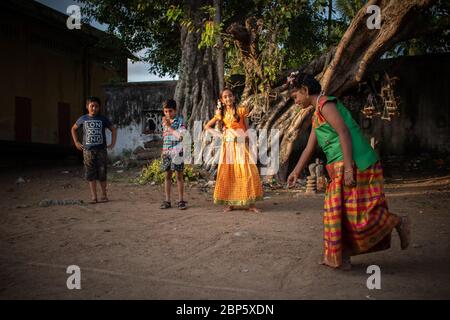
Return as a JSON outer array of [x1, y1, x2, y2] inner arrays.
[[214, 138, 263, 205], [323, 161, 400, 267]]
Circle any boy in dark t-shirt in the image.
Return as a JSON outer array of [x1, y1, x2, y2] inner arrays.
[[71, 96, 117, 204]]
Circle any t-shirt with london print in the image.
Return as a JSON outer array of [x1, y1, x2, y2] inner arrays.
[[75, 114, 112, 150]]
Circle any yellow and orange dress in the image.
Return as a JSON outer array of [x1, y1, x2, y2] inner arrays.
[[213, 106, 264, 206]]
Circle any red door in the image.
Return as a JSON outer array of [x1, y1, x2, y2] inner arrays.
[[58, 102, 71, 145], [15, 97, 32, 142]]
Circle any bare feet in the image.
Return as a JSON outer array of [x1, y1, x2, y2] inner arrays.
[[318, 255, 352, 271], [89, 198, 97, 204], [396, 216, 411, 250], [339, 249, 353, 271], [223, 206, 234, 213], [339, 256, 352, 271], [248, 206, 261, 213], [99, 196, 109, 203]]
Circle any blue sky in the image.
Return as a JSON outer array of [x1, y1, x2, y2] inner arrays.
[[35, 0, 177, 82]]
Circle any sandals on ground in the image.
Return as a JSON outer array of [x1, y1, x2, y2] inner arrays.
[[177, 201, 187, 210], [160, 201, 171, 209]]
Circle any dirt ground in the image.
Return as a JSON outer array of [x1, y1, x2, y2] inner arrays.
[[1, 163, 450, 300]]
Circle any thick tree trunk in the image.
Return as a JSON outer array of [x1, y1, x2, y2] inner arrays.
[[214, 0, 224, 92], [174, 28, 218, 128], [232, 0, 435, 181], [227, 17, 264, 100], [321, 0, 434, 95], [174, 0, 223, 128]]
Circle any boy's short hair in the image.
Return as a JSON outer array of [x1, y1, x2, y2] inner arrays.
[[163, 99, 176, 110], [86, 96, 101, 106]]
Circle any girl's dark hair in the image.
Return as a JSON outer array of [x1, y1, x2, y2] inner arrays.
[[219, 88, 240, 123], [86, 96, 101, 106], [291, 73, 322, 95], [163, 99, 177, 110]]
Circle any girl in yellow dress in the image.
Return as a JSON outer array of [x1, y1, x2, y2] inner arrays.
[[204, 88, 264, 213]]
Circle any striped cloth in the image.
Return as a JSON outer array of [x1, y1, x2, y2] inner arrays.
[[323, 161, 400, 268]]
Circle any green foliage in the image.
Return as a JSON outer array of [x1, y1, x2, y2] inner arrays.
[[136, 159, 165, 185], [223, 0, 329, 103], [183, 164, 201, 181], [257, 0, 308, 86], [80, 0, 448, 84], [385, 0, 450, 58], [167, 4, 195, 32], [79, 0, 182, 77], [284, 2, 329, 68], [306, 0, 362, 47], [136, 159, 200, 185], [199, 20, 223, 49], [334, 0, 367, 22], [167, 4, 223, 49], [79, 0, 335, 81], [167, 5, 183, 23]]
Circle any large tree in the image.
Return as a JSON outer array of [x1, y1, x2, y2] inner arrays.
[[80, 1, 181, 75], [168, 0, 224, 127], [80, 0, 223, 127], [80, 0, 326, 126], [81, 0, 448, 180], [231, 0, 448, 179]]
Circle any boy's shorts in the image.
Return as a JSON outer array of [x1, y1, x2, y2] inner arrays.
[[160, 153, 184, 172], [83, 149, 107, 181]]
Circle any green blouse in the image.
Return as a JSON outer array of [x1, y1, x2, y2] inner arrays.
[[312, 96, 378, 171]]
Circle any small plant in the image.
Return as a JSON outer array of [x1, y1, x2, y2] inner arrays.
[[183, 164, 201, 182], [136, 159, 165, 185], [136, 159, 201, 185]]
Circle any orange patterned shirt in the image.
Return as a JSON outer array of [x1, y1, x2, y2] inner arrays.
[[214, 106, 248, 131]]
